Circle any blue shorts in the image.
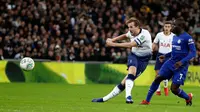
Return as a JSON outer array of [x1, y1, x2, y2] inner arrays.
[[154, 53, 170, 70], [127, 53, 151, 77], [159, 59, 189, 85]]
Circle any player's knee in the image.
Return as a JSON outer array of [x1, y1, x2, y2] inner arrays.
[[126, 74, 137, 81], [171, 87, 178, 95], [117, 83, 125, 91], [170, 85, 179, 95], [154, 76, 164, 84], [128, 66, 136, 75]]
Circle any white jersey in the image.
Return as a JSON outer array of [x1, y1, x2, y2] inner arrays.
[[153, 32, 175, 54], [126, 29, 152, 57]]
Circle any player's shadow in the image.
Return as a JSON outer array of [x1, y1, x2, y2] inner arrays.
[[5, 61, 25, 82]]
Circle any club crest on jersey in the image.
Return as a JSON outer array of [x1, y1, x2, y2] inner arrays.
[[177, 39, 181, 44], [188, 38, 194, 44], [140, 35, 145, 40]]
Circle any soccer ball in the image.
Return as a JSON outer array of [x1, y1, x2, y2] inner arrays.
[[20, 57, 35, 71]]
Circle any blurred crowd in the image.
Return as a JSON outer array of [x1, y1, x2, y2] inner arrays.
[[0, 0, 200, 64]]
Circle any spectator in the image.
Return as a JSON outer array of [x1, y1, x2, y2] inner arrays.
[[0, 0, 199, 65], [0, 49, 4, 60]]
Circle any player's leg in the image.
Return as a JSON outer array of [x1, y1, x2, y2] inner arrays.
[[155, 55, 169, 96], [140, 75, 166, 104], [92, 67, 136, 103], [141, 61, 173, 104], [155, 70, 161, 95], [91, 79, 125, 102], [122, 53, 139, 104], [171, 68, 193, 106], [101, 75, 127, 102], [92, 54, 137, 103], [154, 54, 163, 96], [155, 71, 169, 96], [91, 61, 136, 103], [163, 79, 169, 96], [125, 54, 151, 104], [125, 66, 137, 104], [170, 83, 193, 106], [155, 72, 169, 96], [162, 58, 170, 96]]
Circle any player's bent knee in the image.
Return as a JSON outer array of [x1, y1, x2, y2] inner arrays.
[[154, 76, 164, 84], [117, 83, 125, 91], [126, 74, 137, 80], [128, 66, 137, 76], [171, 87, 178, 95], [170, 84, 179, 95]]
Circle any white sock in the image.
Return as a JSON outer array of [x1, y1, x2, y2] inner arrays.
[[125, 79, 134, 98], [156, 85, 161, 92], [163, 79, 168, 88], [103, 86, 122, 101]]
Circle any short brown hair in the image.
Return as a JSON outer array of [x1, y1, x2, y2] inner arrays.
[[126, 17, 140, 27], [164, 21, 172, 25]]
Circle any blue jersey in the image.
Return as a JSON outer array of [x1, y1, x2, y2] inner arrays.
[[159, 32, 196, 85], [166, 32, 196, 65]]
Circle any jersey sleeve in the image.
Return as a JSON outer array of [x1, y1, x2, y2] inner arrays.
[[188, 38, 195, 45], [180, 37, 196, 64], [134, 35, 146, 46], [153, 33, 159, 44]]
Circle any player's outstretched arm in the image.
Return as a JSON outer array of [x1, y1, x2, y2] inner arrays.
[[174, 43, 196, 69], [110, 34, 127, 42], [106, 33, 147, 48], [180, 39, 196, 64], [106, 40, 137, 48]]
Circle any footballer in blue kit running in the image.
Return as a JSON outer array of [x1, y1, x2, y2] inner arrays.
[[92, 17, 152, 104], [141, 18, 196, 106]]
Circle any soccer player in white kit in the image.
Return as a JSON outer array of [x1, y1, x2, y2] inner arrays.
[[153, 21, 175, 96], [92, 17, 152, 104]]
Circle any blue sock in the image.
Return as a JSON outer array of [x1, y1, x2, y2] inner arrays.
[[117, 83, 125, 91], [126, 74, 137, 81], [146, 81, 160, 102], [177, 89, 189, 100]]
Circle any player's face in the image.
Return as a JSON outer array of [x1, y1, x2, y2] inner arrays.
[[127, 22, 138, 34], [172, 19, 184, 35], [163, 24, 172, 33]]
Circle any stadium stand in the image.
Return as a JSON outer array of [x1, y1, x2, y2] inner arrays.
[[0, 0, 199, 64]]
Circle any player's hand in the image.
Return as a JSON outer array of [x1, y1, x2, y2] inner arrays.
[[174, 61, 183, 69], [106, 38, 114, 47], [159, 55, 165, 63], [106, 38, 113, 42]]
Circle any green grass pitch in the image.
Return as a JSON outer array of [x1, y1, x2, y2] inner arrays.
[[0, 83, 199, 112]]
